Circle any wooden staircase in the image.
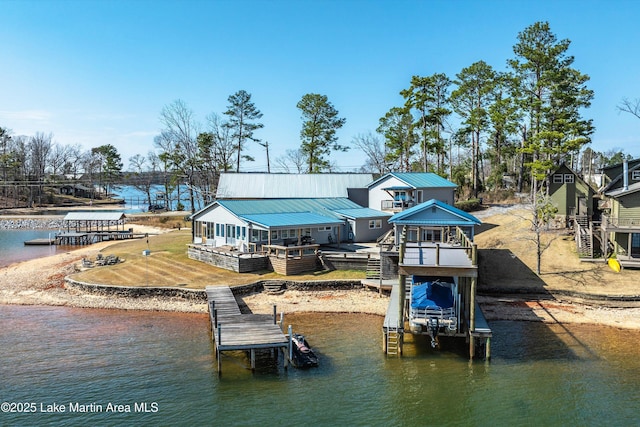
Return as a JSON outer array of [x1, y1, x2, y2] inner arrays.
[[366, 257, 381, 280], [574, 216, 593, 258]]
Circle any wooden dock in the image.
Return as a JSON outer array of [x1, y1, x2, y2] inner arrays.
[[206, 285, 290, 374]]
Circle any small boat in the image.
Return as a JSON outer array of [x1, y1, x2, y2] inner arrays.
[[291, 333, 318, 368]]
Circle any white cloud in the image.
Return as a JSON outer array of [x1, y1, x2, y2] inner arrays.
[[0, 109, 52, 122]]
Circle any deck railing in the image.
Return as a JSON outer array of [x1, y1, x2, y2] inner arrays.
[[602, 215, 640, 229]]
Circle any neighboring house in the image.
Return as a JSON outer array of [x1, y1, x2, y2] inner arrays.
[[600, 159, 640, 265], [367, 172, 457, 213], [215, 172, 372, 206], [387, 199, 481, 245], [60, 184, 93, 199], [548, 163, 595, 224], [191, 198, 391, 248]]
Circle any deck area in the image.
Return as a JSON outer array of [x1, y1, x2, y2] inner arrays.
[[205, 285, 290, 374], [399, 242, 478, 277]]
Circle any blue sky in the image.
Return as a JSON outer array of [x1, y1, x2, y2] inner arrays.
[[2, 0, 640, 172]]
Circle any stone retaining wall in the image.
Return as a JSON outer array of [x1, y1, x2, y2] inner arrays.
[[65, 277, 364, 300]]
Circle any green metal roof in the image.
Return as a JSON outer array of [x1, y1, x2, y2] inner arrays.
[[388, 199, 480, 225], [369, 172, 457, 189], [333, 208, 392, 219], [240, 212, 343, 228], [217, 198, 361, 218]]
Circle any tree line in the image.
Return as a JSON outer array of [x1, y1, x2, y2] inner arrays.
[[1, 21, 637, 212]]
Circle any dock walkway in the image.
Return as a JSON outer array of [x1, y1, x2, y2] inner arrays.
[[205, 285, 290, 374]]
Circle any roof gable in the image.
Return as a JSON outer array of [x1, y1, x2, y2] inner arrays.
[[388, 199, 480, 226]]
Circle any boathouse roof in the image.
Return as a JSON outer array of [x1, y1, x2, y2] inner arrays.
[[388, 199, 480, 226], [63, 212, 126, 222]]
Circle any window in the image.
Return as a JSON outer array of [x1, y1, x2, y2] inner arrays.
[[251, 229, 260, 242], [369, 219, 382, 229], [281, 229, 289, 239], [564, 174, 574, 183], [303, 228, 311, 236], [553, 174, 563, 183], [271, 230, 278, 240], [318, 226, 332, 231], [632, 170, 640, 181]]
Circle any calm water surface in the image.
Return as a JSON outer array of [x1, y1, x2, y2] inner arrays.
[[1, 305, 639, 426], [0, 230, 77, 267]]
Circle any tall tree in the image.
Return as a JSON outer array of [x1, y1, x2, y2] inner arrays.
[[508, 21, 594, 195], [223, 90, 263, 172], [91, 144, 122, 197], [451, 61, 498, 197], [401, 73, 451, 174], [377, 107, 416, 172], [296, 93, 347, 173]]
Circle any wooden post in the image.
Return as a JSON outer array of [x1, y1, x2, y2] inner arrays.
[[288, 325, 293, 365], [273, 305, 277, 325], [250, 349, 256, 371], [469, 277, 476, 359], [435, 243, 440, 266]]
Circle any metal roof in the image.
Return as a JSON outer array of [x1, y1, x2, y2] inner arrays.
[[240, 212, 343, 228], [388, 199, 480, 225], [368, 172, 457, 189], [333, 208, 392, 220], [216, 198, 362, 218], [215, 173, 373, 199], [63, 212, 126, 221], [193, 198, 390, 229]]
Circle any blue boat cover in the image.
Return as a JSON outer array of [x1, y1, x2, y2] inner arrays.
[[411, 282, 454, 310]]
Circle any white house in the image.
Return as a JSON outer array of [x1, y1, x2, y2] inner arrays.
[[368, 172, 457, 213]]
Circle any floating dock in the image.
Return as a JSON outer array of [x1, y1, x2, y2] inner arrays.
[[24, 238, 55, 246], [206, 285, 290, 375]]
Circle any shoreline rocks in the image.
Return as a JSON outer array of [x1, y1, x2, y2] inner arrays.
[[0, 218, 66, 230]]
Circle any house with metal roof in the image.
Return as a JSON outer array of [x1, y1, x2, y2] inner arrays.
[[191, 197, 391, 249], [367, 172, 457, 213]]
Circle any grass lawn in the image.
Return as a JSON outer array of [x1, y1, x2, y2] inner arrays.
[[69, 230, 365, 289]]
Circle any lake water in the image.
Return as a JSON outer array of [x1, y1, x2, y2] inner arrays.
[[1, 305, 639, 426], [0, 229, 77, 267]]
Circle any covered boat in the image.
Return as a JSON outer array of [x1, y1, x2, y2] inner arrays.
[[409, 278, 459, 346]]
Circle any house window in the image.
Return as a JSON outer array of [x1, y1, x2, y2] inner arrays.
[[632, 170, 640, 181], [553, 174, 563, 184], [251, 229, 260, 242], [318, 226, 332, 231], [564, 174, 574, 183], [281, 229, 289, 239], [271, 230, 278, 240], [369, 219, 382, 229], [215, 223, 224, 237], [303, 228, 311, 236]]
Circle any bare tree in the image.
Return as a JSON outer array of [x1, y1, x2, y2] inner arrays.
[[513, 193, 559, 275], [159, 99, 201, 212], [352, 132, 390, 174], [275, 149, 306, 173], [49, 143, 69, 179], [618, 98, 640, 120]]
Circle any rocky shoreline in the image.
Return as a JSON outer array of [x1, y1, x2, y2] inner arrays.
[[0, 218, 65, 229]]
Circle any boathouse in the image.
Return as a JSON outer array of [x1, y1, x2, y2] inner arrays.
[[381, 200, 491, 360], [56, 211, 134, 245]]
